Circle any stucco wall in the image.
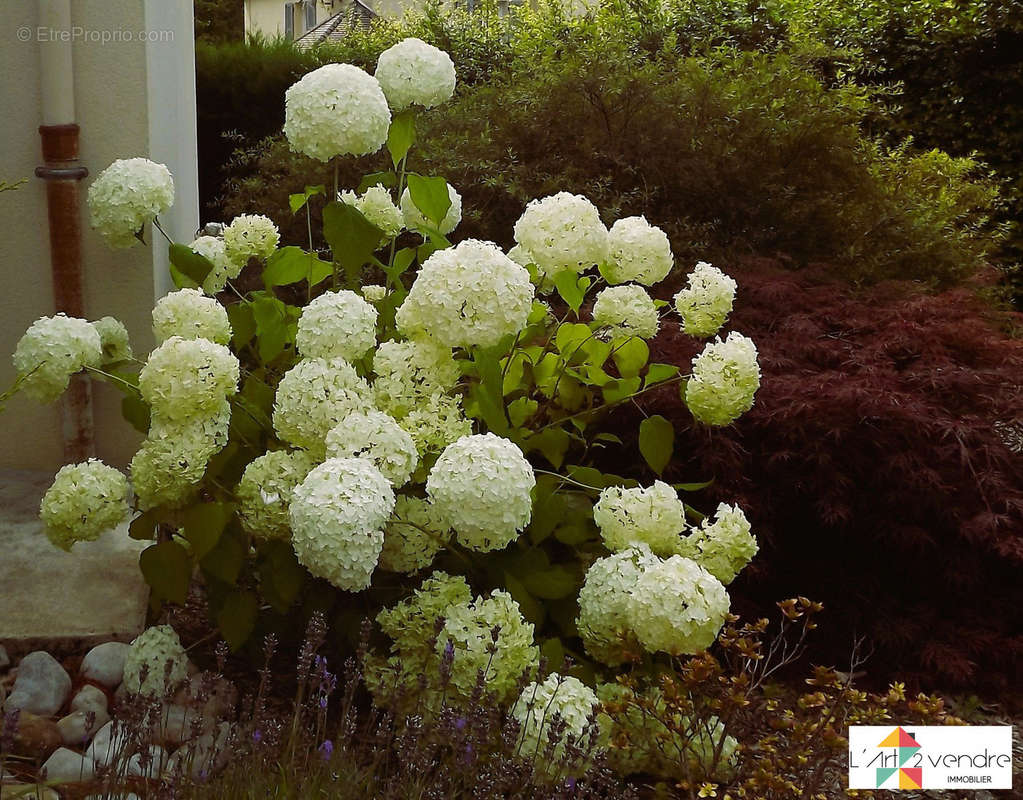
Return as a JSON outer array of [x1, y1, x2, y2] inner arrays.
[[0, 0, 197, 472], [245, 0, 343, 39]]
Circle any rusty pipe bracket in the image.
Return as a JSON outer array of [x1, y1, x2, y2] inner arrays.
[[35, 165, 88, 180]]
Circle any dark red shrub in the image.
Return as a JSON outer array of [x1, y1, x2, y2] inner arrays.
[[633, 261, 1023, 692]]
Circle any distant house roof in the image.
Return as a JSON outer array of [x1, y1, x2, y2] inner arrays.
[[294, 3, 377, 49]]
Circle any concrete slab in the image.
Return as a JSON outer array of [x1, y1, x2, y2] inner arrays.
[[0, 469, 149, 657]]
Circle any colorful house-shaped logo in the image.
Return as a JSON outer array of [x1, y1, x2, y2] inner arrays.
[[876, 727, 923, 789]]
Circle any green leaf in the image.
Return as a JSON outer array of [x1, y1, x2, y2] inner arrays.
[[216, 590, 258, 652], [468, 348, 508, 435], [639, 414, 675, 475], [169, 243, 214, 287], [602, 376, 641, 404], [262, 246, 332, 289], [387, 110, 416, 168], [259, 540, 306, 615], [181, 502, 234, 560], [139, 540, 190, 605], [200, 526, 246, 586], [553, 272, 591, 314], [645, 362, 680, 387], [128, 509, 160, 541], [357, 171, 398, 193], [528, 476, 565, 545], [122, 394, 150, 434], [288, 185, 324, 214], [554, 522, 594, 545], [674, 479, 714, 492], [321, 200, 384, 278], [502, 571, 544, 625], [540, 637, 565, 671], [613, 337, 650, 379], [555, 322, 592, 357], [227, 303, 256, 349], [521, 565, 578, 600], [507, 397, 538, 427], [251, 295, 290, 363], [406, 174, 451, 227], [526, 428, 571, 469]]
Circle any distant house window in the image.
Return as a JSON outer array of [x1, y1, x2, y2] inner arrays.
[[285, 2, 296, 38], [304, 1, 317, 32]]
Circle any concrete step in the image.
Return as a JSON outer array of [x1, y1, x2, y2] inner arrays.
[[0, 469, 149, 658]]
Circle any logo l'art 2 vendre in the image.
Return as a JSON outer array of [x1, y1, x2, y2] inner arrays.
[[848, 726, 1013, 790]]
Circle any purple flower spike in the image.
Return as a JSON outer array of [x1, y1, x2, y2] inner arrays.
[[319, 739, 334, 761]]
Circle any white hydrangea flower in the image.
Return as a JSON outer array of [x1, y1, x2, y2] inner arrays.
[[630, 555, 730, 655], [426, 433, 535, 552], [372, 337, 460, 417], [340, 184, 404, 240], [272, 357, 374, 456], [577, 546, 660, 665], [591, 285, 659, 340], [361, 284, 388, 303], [295, 290, 377, 362], [40, 459, 130, 551], [289, 457, 395, 591], [506, 244, 533, 268], [131, 401, 231, 510], [284, 63, 391, 161], [513, 192, 608, 278], [374, 38, 456, 111], [398, 394, 473, 458], [188, 235, 238, 295], [438, 589, 539, 702], [685, 332, 761, 426], [87, 158, 174, 248], [378, 495, 451, 573], [604, 216, 674, 286], [513, 674, 599, 762], [152, 288, 232, 345], [674, 262, 737, 337], [235, 449, 317, 540], [222, 214, 280, 268], [395, 239, 534, 349], [679, 503, 758, 585], [122, 625, 188, 696], [139, 336, 239, 422], [13, 314, 102, 402], [91, 316, 133, 364], [325, 409, 418, 487], [593, 481, 687, 556], [399, 182, 462, 235]]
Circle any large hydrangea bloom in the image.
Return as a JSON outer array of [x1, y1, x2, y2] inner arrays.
[[674, 262, 737, 338], [684, 332, 761, 426], [289, 458, 395, 591], [426, 433, 535, 551], [679, 503, 758, 585], [591, 285, 660, 341], [398, 394, 473, 459], [378, 495, 451, 573], [122, 625, 188, 696], [13, 314, 102, 402], [604, 216, 673, 286], [284, 63, 391, 161], [395, 239, 534, 349], [512, 674, 599, 762], [187, 235, 239, 295], [272, 357, 374, 456], [296, 289, 377, 362], [371, 337, 460, 417], [399, 182, 462, 235], [222, 214, 279, 268], [340, 185, 404, 240], [40, 459, 130, 551], [138, 336, 239, 421], [374, 38, 456, 111], [152, 288, 232, 345], [87, 158, 174, 248], [593, 481, 687, 556], [513, 192, 608, 278], [91, 316, 133, 365], [235, 449, 317, 540], [325, 409, 418, 487], [629, 555, 730, 655]]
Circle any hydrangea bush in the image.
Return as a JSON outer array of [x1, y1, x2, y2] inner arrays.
[[5, 37, 763, 778]]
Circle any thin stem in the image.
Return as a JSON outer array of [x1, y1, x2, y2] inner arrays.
[[225, 280, 251, 305], [151, 216, 174, 245], [533, 373, 687, 433], [533, 468, 602, 493], [83, 365, 139, 393], [306, 202, 315, 304]]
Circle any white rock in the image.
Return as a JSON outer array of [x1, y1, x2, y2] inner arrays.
[[57, 708, 110, 746], [0, 645, 9, 670], [40, 746, 96, 782], [153, 704, 213, 747], [3, 651, 71, 716], [80, 642, 131, 688], [71, 684, 109, 717], [125, 743, 168, 779], [165, 722, 233, 779], [172, 673, 238, 719], [84, 719, 132, 767]]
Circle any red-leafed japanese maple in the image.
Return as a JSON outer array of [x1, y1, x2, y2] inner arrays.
[[631, 260, 1023, 692]]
